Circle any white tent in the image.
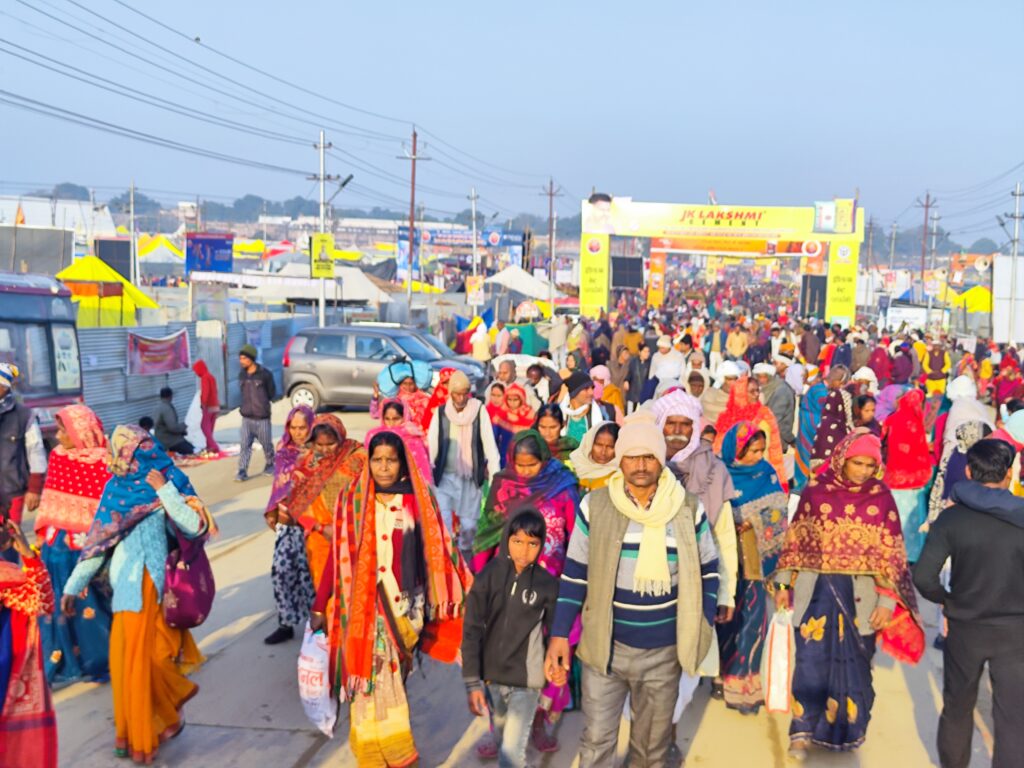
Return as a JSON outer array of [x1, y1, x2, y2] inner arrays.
[[484, 264, 562, 301], [189, 263, 391, 305]]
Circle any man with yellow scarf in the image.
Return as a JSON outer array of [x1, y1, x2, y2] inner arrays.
[[544, 412, 720, 766]]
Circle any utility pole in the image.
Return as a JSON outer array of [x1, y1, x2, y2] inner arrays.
[[540, 179, 563, 313], [1008, 182, 1023, 344], [398, 128, 429, 302], [308, 130, 339, 327], [926, 210, 940, 320], [888, 222, 898, 271], [129, 180, 136, 286], [916, 193, 935, 303], [550, 212, 558, 313], [261, 200, 267, 243], [468, 186, 479, 276], [865, 217, 875, 307]]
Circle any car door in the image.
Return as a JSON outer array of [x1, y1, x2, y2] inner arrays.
[[307, 332, 351, 405], [351, 333, 399, 398]]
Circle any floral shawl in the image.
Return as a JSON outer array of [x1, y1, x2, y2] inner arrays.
[[265, 404, 314, 514], [810, 386, 855, 467], [882, 389, 935, 490], [778, 428, 924, 664], [868, 346, 892, 388], [714, 376, 786, 485], [721, 422, 789, 566], [285, 414, 366, 531], [473, 430, 581, 576], [34, 405, 111, 538], [329, 429, 471, 696], [77, 425, 196, 561]]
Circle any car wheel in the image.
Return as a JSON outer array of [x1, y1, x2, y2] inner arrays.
[[290, 385, 320, 411]]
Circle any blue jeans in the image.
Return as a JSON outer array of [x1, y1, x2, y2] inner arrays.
[[486, 683, 540, 768]]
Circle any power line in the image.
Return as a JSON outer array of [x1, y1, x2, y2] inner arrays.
[[931, 160, 1024, 199]]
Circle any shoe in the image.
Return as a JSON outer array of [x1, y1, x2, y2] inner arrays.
[[475, 734, 498, 759], [710, 681, 725, 700], [933, 634, 946, 651], [264, 625, 294, 645], [531, 712, 559, 753], [667, 742, 683, 768], [234, 473, 248, 483], [788, 739, 810, 762], [262, 466, 275, 477]]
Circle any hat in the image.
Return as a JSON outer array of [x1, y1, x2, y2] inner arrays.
[[448, 370, 471, 393], [565, 371, 594, 399], [0, 363, 18, 387], [657, 335, 672, 349], [615, 411, 666, 466], [752, 363, 776, 377], [773, 353, 795, 367], [589, 365, 611, 383], [239, 344, 258, 361]]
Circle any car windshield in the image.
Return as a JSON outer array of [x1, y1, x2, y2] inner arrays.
[[392, 334, 442, 361], [419, 333, 454, 358]]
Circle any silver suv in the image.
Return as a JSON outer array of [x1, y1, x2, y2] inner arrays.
[[283, 326, 485, 410]]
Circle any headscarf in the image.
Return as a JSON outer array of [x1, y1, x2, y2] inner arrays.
[[334, 428, 472, 695], [284, 414, 365, 526], [497, 384, 536, 432], [650, 388, 703, 465], [784, 363, 806, 396], [714, 375, 786, 483], [720, 421, 788, 565], [78, 425, 197, 560], [474, 430, 581, 562], [568, 420, 619, 482], [928, 420, 990, 524], [810, 384, 855, 466], [266, 404, 314, 514], [778, 428, 924, 664], [424, 367, 458, 429], [34, 405, 112, 536], [852, 366, 879, 395], [882, 389, 935, 490], [589, 365, 611, 400], [868, 345, 893, 388]]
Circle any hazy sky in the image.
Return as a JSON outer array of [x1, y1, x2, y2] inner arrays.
[[1, 0, 1020, 243]]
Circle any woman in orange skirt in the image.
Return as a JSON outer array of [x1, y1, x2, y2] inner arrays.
[[62, 426, 207, 764]]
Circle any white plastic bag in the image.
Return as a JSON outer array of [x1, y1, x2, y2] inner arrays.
[[184, 390, 206, 453], [760, 608, 795, 714], [297, 623, 337, 736]]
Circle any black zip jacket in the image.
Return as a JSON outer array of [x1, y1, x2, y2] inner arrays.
[[461, 519, 558, 692], [238, 364, 276, 420], [913, 481, 1024, 625]]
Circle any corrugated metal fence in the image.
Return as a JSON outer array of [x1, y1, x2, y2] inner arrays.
[[79, 316, 313, 431]]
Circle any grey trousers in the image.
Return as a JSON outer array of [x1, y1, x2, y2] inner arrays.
[[578, 642, 681, 768]]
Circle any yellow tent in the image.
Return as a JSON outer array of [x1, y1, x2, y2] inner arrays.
[[138, 234, 183, 259], [951, 285, 993, 313], [56, 256, 160, 327]]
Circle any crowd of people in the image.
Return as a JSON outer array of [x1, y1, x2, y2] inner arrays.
[[1, 289, 1023, 767]]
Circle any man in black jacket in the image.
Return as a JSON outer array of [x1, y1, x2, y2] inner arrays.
[[236, 344, 276, 482], [462, 509, 558, 768], [913, 439, 1024, 768]]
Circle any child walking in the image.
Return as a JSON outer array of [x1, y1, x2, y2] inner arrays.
[[462, 509, 558, 768]]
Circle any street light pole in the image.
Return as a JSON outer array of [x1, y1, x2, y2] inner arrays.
[[469, 186, 479, 277]]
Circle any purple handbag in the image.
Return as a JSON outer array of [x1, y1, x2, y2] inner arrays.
[[163, 519, 216, 629]]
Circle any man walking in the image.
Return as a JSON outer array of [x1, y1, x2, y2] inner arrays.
[[0, 363, 46, 528], [913, 439, 1024, 768], [545, 413, 718, 767], [237, 344, 276, 482], [427, 370, 501, 553]]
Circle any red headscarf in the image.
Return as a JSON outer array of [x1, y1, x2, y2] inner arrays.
[[714, 375, 787, 487], [882, 389, 935, 489]]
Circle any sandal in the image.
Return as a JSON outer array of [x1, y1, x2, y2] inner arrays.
[[710, 681, 725, 700], [475, 733, 498, 759], [788, 738, 810, 762]]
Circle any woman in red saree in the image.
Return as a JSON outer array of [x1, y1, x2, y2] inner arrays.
[[882, 388, 935, 563], [1, 521, 57, 768], [776, 429, 923, 759], [714, 375, 787, 486], [310, 429, 470, 768]]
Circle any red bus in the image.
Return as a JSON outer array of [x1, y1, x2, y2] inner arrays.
[[0, 273, 83, 435]]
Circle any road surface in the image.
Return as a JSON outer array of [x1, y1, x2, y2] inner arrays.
[[51, 402, 995, 767]]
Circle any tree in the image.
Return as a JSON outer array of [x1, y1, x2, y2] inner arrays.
[[108, 189, 161, 214], [28, 182, 91, 201], [968, 237, 1000, 253]]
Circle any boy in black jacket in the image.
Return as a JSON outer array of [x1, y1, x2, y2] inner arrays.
[[462, 508, 558, 768]]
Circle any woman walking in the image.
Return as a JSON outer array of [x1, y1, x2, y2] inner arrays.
[[569, 421, 620, 494], [793, 366, 827, 492], [715, 422, 789, 713], [776, 429, 923, 760], [533, 404, 578, 464], [33, 404, 112, 683], [881, 389, 935, 563], [263, 405, 316, 645], [714, 375, 787, 486], [310, 429, 470, 767], [62, 426, 209, 764]]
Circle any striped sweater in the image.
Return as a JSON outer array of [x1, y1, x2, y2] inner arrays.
[[551, 492, 720, 649]]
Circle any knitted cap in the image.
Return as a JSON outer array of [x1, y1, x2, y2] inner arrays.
[[239, 344, 258, 361], [615, 411, 666, 466]]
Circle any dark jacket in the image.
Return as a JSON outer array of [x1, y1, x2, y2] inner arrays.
[[154, 399, 188, 450], [461, 517, 558, 692], [0, 403, 33, 511], [913, 481, 1024, 625], [239, 364, 276, 420]]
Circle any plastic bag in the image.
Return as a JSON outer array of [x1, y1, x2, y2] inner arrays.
[[297, 623, 337, 736], [760, 608, 795, 714], [377, 360, 433, 398]]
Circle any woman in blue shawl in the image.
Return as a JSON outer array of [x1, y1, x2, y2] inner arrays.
[[62, 426, 208, 763], [793, 371, 828, 491], [715, 421, 790, 714]]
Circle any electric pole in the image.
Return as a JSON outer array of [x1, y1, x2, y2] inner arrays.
[[469, 186, 479, 276], [888, 222, 898, 271], [865, 217, 874, 306], [927, 210, 940, 320], [129, 180, 136, 287], [1008, 182, 1023, 344], [308, 130, 339, 327], [916, 193, 936, 303], [541, 179, 563, 313], [398, 128, 429, 302]]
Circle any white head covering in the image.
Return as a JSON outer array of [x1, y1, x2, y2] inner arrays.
[[784, 363, 806, 396], [752, 363, 775, 377], [713, 360, 742, 388], [852, 366, 879, 394], [649, 389, 703, 465], [946, 375, 977, 401]]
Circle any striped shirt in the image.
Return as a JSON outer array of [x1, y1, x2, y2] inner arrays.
[[552, 491, 720, 649]]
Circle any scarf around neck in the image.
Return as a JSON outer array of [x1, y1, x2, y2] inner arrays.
[[445, 397, 482, 478], [607, 467, 684, 597]]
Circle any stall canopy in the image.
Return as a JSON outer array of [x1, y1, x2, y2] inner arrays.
[[951, 285, 993, 313], [138, 235, 185, 276], [484, 264, 562, 301], [56, 255, 159, 326]]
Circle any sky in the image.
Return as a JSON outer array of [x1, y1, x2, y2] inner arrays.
[[0, 0, 1020, 244]]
